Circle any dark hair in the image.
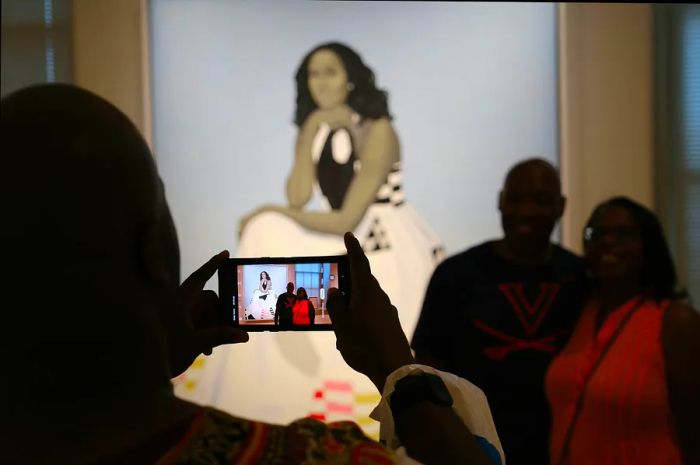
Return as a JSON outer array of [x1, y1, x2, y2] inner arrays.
[[294, 42, 392, 126], [297, 287, 308, 300], [260, 271, 270, 280], [584, 196, 686, 301]]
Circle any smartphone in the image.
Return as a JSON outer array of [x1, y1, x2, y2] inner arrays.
[[218, 255, 350, 331]]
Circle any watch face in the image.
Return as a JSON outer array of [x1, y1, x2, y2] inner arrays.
[[391, 373, 454, 415], [427, 374, 453, 405]]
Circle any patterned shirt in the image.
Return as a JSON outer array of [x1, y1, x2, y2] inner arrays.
[[156, 407, 395, 465]]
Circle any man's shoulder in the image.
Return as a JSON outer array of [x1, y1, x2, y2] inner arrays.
[[541, 245, 586, 291], [552, 244, 582, 261], [437, 241, 495, 274], [550, 244, 586, 271]]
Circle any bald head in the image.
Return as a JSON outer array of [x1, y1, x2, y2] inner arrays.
[[498, 158, 565, 255], [503, 158, 561, 194]]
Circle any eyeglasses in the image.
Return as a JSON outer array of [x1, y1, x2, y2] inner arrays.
[[584, 226, 641, 243]]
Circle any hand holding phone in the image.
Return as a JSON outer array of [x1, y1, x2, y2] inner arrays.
[[327, 233, 414, 392], [170, 251, 249, 377]]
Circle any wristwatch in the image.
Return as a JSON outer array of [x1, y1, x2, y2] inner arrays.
[[389, 373, 453, 419]]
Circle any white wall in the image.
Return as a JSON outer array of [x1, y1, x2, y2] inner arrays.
[[559, 3, 654, 252], [73, 0, 152, 145]]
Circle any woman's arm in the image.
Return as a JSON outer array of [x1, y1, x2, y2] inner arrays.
[[662, 301, 700, 465], [286, 114, 321, 209], [276, 117, 399, 235]]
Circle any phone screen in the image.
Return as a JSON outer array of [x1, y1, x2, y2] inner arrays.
[[218, 255, 349, 331]]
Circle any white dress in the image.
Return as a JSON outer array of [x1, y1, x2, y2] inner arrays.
[[175, 120, 444, 438], [246, 289, 277, 320]]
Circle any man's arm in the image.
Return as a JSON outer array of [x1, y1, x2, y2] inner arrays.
[[308, 300, 315, 325], [411, 264, 452, 371], [393, 402, 495, 465], [274, 296, 282, 325], [328, 233, 497, 465]]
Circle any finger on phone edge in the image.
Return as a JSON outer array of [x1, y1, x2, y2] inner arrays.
[[343, 232, 371, 281], [183, 250, 230, 288]]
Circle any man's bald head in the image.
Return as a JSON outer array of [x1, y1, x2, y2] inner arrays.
[[503, 158, 561, 195], [498, 158, 565, 255]]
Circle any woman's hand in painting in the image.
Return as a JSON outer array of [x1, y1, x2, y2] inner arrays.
[[327, 233, 415, 392], [169, 251, 250, 377], [308, 104, 355, 130]]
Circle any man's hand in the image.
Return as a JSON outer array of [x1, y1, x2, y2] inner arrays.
[[169, 250, 249, 377], [327, 233, 414, 392]]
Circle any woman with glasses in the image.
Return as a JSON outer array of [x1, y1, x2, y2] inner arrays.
[[292, 287, 316, 326], [545, 196, 699, 465]]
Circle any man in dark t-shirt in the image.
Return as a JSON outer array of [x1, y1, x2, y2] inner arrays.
[[275, 282, 297, 329], [412, 159, 586, 465]]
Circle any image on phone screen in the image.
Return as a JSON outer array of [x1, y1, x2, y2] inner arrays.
[[218, 255, 349, 331]]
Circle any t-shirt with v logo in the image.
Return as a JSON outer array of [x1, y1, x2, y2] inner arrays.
[[412, 240, 585, 465]]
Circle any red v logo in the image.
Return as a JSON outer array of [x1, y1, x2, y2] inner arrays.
[[498, 283, 560, 337]]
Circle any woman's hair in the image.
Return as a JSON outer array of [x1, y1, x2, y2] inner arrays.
[[294, 42, 392, 126], [260, 271, 270, 280], [297, 287, 308, 300], [584, 196, 686, 301]]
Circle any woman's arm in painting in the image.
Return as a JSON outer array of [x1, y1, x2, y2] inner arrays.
[[272, 117, 398, 235]]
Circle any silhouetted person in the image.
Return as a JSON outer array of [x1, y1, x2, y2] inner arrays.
[[2, 84, 502, 465], [275, 282, 297, 328], [412, 159, 586, 465]]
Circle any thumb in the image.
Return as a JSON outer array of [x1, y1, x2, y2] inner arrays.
[[326, 288, 347, 327], [182, 250, 230, 291], [194, 327, 249, 355]]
